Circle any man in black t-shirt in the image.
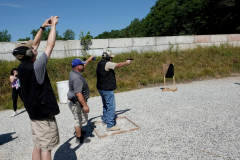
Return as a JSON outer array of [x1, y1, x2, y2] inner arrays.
[[14, 16, 60, 160]]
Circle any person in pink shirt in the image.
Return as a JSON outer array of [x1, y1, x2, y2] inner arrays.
[[9, 68, 23, 117]]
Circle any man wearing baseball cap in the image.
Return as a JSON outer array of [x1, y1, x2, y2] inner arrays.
[[12, 40, 34, 61], [16, 16, 60, 160], [96, 51, 131, 131], [67, 56, 94, 143]]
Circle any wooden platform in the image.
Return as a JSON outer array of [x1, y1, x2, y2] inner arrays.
[[162, 88, 178, 92], [91, 116, 141, 138]]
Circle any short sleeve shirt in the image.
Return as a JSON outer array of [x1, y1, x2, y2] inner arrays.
[[105, 62, 116, 71], [68, 70, 90, 100], [34, 52, 48, 84]]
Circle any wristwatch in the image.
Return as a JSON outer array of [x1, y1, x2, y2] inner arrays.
[[40, 26, 45, 31]]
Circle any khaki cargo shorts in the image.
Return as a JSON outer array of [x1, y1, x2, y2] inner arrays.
[[30, 115, 60, 152], [68, 101, 88, 127]]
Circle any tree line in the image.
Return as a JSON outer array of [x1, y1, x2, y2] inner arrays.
[[94, 0, 240, 39], [1, 0, 240, 42], [0, 28, 77, 42]]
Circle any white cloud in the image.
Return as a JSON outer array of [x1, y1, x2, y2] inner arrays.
[[0, 4, 22, 8]]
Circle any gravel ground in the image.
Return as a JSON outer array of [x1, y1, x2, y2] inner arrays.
[[1, 76, 240, 160]]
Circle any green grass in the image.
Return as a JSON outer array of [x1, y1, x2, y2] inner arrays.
[[1, 44, 240, 111]]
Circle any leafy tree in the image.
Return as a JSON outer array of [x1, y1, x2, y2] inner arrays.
[[94, 31, 111, 39], [18, 37, 30, 41], [94, 0, 240, 38], [201, 0, 240, 34], [0, 30, 11, 42], [56, 35, 64, 40], [117, 29, 128, 38], [127, 18, 143, 37], [79, 30, 93, 56], [109, 30, 122, 38], [141, 0, 204, 36], [94, 30, 124, 39], [142, 0, 240, 36], [31, 28, 76, 40], [63, 29, 75, 40], [31, 28, 61, 40]]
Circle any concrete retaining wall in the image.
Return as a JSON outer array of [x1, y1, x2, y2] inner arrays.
[[1, 34, 240, 61]]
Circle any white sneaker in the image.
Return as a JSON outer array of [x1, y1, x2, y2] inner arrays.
[[11, 112, 17, 117]]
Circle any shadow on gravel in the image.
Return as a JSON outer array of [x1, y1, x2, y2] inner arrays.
[[234, 83, 240, 85], [53, 136, 82, 160], [16, 110, 26, 116], [84, 109, 131, 138], [115, 109, 130, 118], [53, 109, 131, 159], [0, 132, 18, 145]]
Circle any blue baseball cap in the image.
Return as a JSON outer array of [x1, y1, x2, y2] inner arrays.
[[71, 58, 86, 68]]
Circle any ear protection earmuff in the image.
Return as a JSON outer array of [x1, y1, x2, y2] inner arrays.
[[13, 46, 34, 61], [26, 49, 34, 58], [102, 52, 110, 61]]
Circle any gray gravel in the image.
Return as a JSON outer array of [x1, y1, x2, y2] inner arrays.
[[1, 76, 240, 160]]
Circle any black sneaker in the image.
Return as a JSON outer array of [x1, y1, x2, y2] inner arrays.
[[76, 136, 84, 144]]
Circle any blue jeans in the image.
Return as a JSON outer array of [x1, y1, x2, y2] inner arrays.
[[98, 90, 116, 128]]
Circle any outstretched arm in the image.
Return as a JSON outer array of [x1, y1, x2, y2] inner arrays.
[[115, 60, 131, 69], [44, 16, 59, 59], [32, 18, 52, 51], [84, 55, 95, 68]]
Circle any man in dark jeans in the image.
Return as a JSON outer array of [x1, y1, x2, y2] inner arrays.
[[96, 52, 131, 131], [15, 16, 60, 160]]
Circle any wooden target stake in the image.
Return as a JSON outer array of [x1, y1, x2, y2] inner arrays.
[[162, 60, 177, 92]]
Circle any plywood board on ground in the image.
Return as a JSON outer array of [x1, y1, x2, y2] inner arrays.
[[91, 116, 141, 138]]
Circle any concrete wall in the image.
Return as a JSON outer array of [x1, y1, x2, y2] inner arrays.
[[1, 34, 240, 61]]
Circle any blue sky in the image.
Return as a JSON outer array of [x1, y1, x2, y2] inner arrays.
[[0, 0, 157, 42]]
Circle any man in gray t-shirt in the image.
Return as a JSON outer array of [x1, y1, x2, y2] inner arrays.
[[67, 57, 94, 143], [34, 52, 48, 84]]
